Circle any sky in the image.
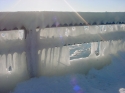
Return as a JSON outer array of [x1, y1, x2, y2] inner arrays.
[[0, 0, 125, 12]]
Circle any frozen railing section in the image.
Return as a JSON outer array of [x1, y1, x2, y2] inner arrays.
[[90, 40, 125, 57], [0, 12, 125, 30], [69, 39, 125, 75], [70, 39, 125, 60], [37, 46, 70, 76], [0, 30, 26, 54], [0, 52, 30, 93], [81, 39, 125, 59], [37, 24, 125, 75], [0, 30, 24, 40], [0, 30, 30, 93], [39, 24, 125, 47], [0, 30, 27, 71]]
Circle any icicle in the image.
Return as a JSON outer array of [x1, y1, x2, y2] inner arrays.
[[89, 42, 98, 57], [0, 55, 6, 74], [45, 48, 51, 68], [13, 53, 18, 71], [53, 47, 59, 67], [21, 52, 28, 72], [7, 54, 13, 72], [58, 46, 63, 65], [60, 46, 70, 66], [99, 41, 106, 56]]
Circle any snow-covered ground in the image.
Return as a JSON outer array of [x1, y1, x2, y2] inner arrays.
[[12, 48, 125, 93]]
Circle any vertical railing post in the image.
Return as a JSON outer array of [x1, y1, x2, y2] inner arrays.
[[25, 29, 38, 77]]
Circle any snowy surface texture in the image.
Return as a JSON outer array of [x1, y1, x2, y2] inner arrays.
[[0, 12, 125, 30], [13, 52, 125, 93]]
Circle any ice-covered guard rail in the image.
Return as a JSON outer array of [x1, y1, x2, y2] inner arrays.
[[0, 12, 125, 93], [0, 24, 125, 77]]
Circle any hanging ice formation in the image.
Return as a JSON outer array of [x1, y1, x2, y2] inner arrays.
[[0, 12, 125, 93]]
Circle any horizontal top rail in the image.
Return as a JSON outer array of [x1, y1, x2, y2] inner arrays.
[[0, 12, 125, 31]]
